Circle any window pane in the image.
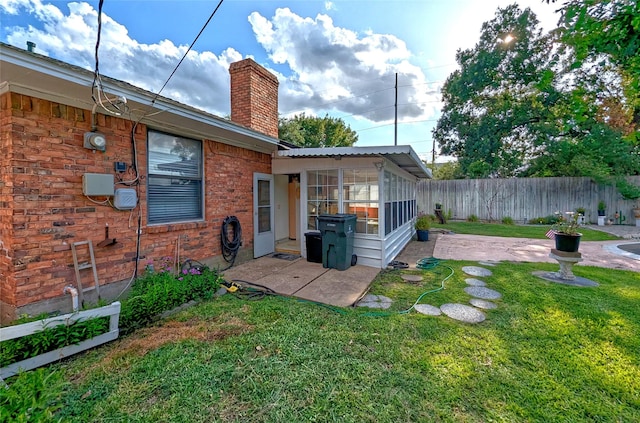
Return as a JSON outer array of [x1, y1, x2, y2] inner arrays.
[[148, 132, 201, 178], [148, 131, 202, 224], [307, 169, 338, 230], [148, 177, 202, 224], [385, 202, 391, 235], [258, 206, 271, 233], [258, 180, 270, 206]]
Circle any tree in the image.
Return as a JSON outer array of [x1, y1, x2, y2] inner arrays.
[[278, 113, 358, 148], [433, 5, 564, 178], [427, 161, 462, 180], [540, 0, 640, 198]]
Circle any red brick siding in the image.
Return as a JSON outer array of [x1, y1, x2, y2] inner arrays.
[[1, 92, 270, 310], [1, 92, 16, 307], [230, 58, 279, 138]]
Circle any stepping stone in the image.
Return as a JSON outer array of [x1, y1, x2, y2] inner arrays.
[[464, 286, 502, 300], [470, 298, 497, 309], [401, 274, 423, 282], [414, 304, 442, 316], [465, 278, 487, 287], [478, 260, 500, 267], [440, 303, 486, 323], [357, 294, 393, 309], [462, 266, 493, 277]]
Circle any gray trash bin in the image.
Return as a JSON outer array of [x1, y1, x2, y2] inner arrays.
[[317, 214, 357, 271]]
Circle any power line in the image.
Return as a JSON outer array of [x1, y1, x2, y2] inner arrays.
[[281, 80, 444, 117], [151, 0, 225, 106], [354, 118, 439, 133]]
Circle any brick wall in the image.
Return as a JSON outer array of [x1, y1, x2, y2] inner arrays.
[[0, 91, 271, 321], [230, 58, 279, 138], [1, 92, 15, 317]]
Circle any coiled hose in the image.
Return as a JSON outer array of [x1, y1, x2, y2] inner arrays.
[[221, 215, 242, 270]]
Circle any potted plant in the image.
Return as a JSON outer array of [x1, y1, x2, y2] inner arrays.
[[597, 200, 606, 217], [415, 214, 431, 242], [551, 211, 582, 252]]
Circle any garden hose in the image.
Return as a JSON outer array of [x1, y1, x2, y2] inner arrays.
[[220, 216, 242, 271], [361, 258, 454, 317], [416, 257, 440, 269]]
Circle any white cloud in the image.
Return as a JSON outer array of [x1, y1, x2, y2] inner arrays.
[[1, 1, 439, 125], [1, 0, 241, 115], [248, 8, 439, 122]]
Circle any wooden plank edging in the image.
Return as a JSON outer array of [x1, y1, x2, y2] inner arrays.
[[0, 303, 121, 379]]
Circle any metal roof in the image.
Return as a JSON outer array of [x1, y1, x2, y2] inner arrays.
[[277, 146, 432, 179]]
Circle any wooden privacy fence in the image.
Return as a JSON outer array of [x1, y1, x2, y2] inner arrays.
[[417, 176, 640, 224], [0, 302, 121, 379]]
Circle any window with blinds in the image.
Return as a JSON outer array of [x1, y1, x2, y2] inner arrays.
[[147, 130, 203, 224]]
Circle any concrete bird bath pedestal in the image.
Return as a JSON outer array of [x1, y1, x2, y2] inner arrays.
[[548, 249, 582, 280]]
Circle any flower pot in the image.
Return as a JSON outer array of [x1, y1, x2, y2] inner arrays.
[[555, 233, 581, 252], [416, 229, 429, 242], [597, 210, 606, 217]]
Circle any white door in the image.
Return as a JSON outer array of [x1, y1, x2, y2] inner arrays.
[[253, 173, 275, 258]]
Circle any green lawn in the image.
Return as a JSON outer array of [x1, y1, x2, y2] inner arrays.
[[432, 221, 620, 241], [42, 261, 640, 422]]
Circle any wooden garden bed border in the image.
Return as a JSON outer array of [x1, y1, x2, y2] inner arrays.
[[0, 302, 121, 379]]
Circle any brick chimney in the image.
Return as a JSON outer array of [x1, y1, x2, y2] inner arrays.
[[229, 58, 279, 139]]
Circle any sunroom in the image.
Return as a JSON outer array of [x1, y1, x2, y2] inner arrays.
[[270, 145, 432, 268]]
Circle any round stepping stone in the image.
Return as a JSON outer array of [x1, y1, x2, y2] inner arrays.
[[414, 304, 442, 316], [464, 286, 502, 300], [465, 278, 487, 287], [470, 298, 497, 309], [357, 294, 393, 309], [478, 260, 500, 267], [401, 274, 423, 282], [440, 303, 486, 323], [462, 266, 493, 277]]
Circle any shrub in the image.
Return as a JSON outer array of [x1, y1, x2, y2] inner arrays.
[[528, 215, 560, 225], [502, 216, 514, 225], [415, 214, 431, 230], [0, 317, 109, 367], [446, 209, 453, 220], [119, 265, 222, 334], [467, 214, 479, 222], [0, 369, 65, 422]]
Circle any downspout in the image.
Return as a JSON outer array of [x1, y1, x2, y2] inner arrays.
[[63, 285, 79, 312]]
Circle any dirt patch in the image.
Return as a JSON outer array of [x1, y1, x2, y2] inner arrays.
[[108, 317, 251, 359], [70, 316, 252, 383]]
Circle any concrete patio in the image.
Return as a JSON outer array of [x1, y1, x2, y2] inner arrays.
[[221, 255, 380, 307], [221, 225, 639, 308]]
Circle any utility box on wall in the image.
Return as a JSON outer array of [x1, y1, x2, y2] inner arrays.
[[114, 188, 137, 210], [82, 173, 114, 196]]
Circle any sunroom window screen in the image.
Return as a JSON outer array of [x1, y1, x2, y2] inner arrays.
[[148, 131, 203, 224]]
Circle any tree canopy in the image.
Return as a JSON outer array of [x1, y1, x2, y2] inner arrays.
[[433, 1, 639, 195], [278, 113, 358, 148], [433, 5, 563, 178]]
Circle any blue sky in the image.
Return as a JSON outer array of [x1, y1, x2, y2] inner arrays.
[[0, 0, 560, 161]]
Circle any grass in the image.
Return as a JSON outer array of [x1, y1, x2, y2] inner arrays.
[[37, 261, 640, 422], [432, 221, 621, 241]]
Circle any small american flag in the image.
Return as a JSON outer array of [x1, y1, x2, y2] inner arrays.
[[545, 229, 556, 239]]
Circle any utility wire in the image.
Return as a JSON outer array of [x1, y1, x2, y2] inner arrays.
[[150, 0, 225, 107], [91, 0, 104, 97], [282, 82, 443, 118]]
